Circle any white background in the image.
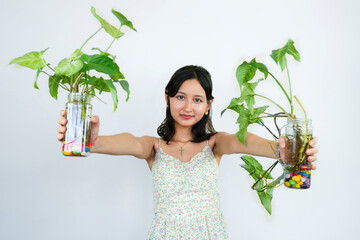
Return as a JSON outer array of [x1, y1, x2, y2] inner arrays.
[[1, 0, 359, 239]]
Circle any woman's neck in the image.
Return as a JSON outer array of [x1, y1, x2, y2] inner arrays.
[[172, 124, 192, 142]]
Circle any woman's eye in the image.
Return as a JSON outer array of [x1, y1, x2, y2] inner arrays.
[[194, 99, 203, 103], [176, 95, 184, 100]]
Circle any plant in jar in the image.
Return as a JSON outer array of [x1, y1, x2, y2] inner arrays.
[[10, 6, 136, 156], [222, 39, 313, 214]]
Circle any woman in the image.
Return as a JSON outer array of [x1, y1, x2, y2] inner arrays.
[[57, 65, 318, 239]]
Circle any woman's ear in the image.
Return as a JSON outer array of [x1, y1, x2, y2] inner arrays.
[[165, 94, 169, 105], [207, 99, 214, 111]]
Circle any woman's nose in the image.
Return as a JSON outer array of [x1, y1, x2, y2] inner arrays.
[[184, 100, 193, 111]]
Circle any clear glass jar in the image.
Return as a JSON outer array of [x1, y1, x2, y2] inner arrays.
[[62, 93, 92, 157], [282, 118, 312, 189]]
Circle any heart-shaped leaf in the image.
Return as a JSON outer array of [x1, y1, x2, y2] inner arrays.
[[91, 7, 124, 39], [54, 58, 84, 76], [10, 48, 48, 70], [112, 9, 137, 31]]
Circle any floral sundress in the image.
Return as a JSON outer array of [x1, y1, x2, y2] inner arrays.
[[147, 139, 228, 239]]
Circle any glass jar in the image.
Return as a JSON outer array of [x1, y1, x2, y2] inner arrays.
[[282, 118, 312, 189], [62, 93, 92, 157]]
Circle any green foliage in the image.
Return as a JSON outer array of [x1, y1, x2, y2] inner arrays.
[[9, 6, 136, 111], [112, 9, 137, 31], [9, 48, 48, 70], [54, 58, 84, 76], [223, 39, 303, 214], [241, 155, 285, 214], [91, 7, 124, 39], [270, 39, 301, 71]]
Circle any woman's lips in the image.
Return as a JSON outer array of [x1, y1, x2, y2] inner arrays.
[[180, 114, 193, 119]]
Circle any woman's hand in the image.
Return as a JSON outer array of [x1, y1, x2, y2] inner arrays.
[[57, 110, 100, 149], [278, 137, 318, 170]]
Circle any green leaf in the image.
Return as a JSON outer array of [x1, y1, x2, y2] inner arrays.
[[112, 9, 137, 31], [119, 80, 130, 101], [240, 156, 274, 214], [234, 104, 250, 145], [54, 58, 84, 76], [257, 189, 273, 215], [103, 79, 118, 111], [91, 6, 124, 39], [71, 49, 83, 60], [60, 76, 71, 87], [34, 69, 41, 89], [84, 77, 109, 93], [10, 48, 48, 70], [48, 75, 60, 100], [241, 155, 273, 179], [249, 58, 268, 79], [236, 61, 256, 88], [266, 171, 285, 189], [239, 79, 263, 114], [249, 105, 268, 124], [236, 128, 248, 146], [270, 39, 301, 71], [80, 54, 120, 76], [221, 97, 241, 116], [91, 48, 116, 61], [111, 71, 125, 80]]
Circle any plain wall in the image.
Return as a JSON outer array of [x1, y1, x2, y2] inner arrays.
[[1, 0, 359, 239]]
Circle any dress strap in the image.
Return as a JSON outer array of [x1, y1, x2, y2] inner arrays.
[[158, 138, 161, 149]]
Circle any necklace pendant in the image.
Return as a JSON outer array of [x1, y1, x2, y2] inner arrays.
[[179, 147, 184, 156]]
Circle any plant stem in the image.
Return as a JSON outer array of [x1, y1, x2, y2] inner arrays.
[[259, 120, 278, 139], [255, 94, 291, 118], [40, 70, 70, 91], [46, 64, 55, 72], [294, 96, 307, 124], [267, 71, 292, 109], [294, 95, 311, 162], [260, 114, 288, 118], [285, 60, 294, 114], [79, 27, 103, 51], [252, 161, 279, 191], [105, 38, 117, 54], [73, 73, 84, 91], [104, 25, 122, 53]]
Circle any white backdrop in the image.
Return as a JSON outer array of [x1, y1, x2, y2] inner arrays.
[[1, 0, 359, 239]]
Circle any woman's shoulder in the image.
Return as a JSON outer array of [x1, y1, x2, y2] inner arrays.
[[208, 132, 228, 149], [136, 135, 159, 150]]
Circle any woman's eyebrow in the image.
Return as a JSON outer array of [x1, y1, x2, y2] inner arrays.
[[177, 91, 205, 99]]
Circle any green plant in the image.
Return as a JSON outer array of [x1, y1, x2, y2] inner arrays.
[[9, 6, 136, 111], [222, 39, 311, 214]]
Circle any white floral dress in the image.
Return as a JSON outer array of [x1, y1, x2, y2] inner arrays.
[[147, 139, 228, 239]]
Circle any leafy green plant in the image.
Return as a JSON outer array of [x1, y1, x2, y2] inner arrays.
[[222, 39, 311, 214], [10, 6, 136, 111]]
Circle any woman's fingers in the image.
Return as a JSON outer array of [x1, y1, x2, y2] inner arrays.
[[58, 118, 67, 126], [91, 115, 99, 124], [58, 110, 67, 126], [307, 155, 317, 162], [58, 110, 67, 142], [311, 164, 317, 170], [57, 126, 66, 134], [306, 147, 318, 156], [57, 133, 65, 141], [309, 137, 317, 147]]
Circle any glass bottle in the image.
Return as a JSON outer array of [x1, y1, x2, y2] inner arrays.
[[282, 118, 313, 189], [62, 93, 92, 157]]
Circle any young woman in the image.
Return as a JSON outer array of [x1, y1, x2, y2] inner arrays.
[[57, 65, 318, 239]]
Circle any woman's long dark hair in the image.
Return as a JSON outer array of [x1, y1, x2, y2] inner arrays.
[[157, 65, 217, 143]]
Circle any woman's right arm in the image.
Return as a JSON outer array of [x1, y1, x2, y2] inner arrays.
[[57, 110, 155, 160]]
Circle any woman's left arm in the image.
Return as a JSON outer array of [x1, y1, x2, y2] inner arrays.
[[214, 132, 318, 168]]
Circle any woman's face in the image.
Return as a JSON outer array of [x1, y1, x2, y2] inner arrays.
[[167, 79, 212, 128]]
